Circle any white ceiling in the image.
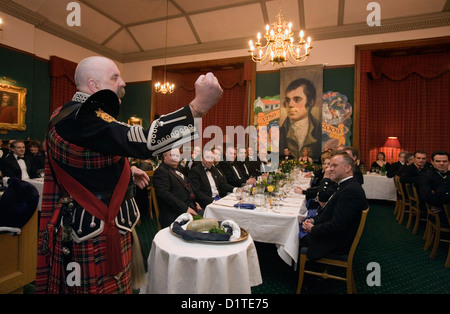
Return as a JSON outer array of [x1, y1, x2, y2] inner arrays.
[[1, 0, 449, 63]]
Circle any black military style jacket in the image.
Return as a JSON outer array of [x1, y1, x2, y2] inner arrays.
[[48, 90, 199, 241]]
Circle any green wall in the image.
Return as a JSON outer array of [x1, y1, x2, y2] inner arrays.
[[119, 81, 152, 129], [0, 46, 51, 143], [0, 45, 355, 145]]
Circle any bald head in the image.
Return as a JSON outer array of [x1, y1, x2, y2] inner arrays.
[[75, 56, 126, 99]]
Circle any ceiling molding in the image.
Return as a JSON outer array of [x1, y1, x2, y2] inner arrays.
[[1, 0, 449, 64], [123, 12, 450, 63]]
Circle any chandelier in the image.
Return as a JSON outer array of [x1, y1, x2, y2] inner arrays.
[[154, 0, 174, 94], [248, 6, 312, 66]]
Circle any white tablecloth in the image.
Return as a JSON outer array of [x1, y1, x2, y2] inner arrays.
[[141, 227, 262, 294], [204, 189, 308, 266], [362, 174, 396, 201], [24, 178, 44, 211]]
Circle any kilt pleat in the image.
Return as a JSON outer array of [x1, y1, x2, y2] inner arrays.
[[45, 229, 132, 294]]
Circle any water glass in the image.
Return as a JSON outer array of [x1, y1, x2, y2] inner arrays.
[[235, 189, 242, 201]]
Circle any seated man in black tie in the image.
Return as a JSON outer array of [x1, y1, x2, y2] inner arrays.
[[234, 146, 254, 182], [280, 147, 295, 161], [153, 147, 203, 228], [217, 145, 256, 188], [183, 145, 202, 175], [386, 151, 407, 178], [400, 150, 432, 185], [0, 140, 37, 180], [188, 148, 237, 208], [300, 151, 368, 261], [416, 150, 449, 224]]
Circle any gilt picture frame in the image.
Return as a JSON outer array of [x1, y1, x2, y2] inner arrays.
[[128, 116, 143, 126], [0, 84, 27, 131]]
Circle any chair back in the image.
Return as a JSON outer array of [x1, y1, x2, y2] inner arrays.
[[145, 170, 154, 185], [444, 203, 450, 225], [348, 208, 369, 261], [444, 203, 450, 226], [145, 170, 161, 230], [405, 183, 419, 209], [396, 177, 409, 204], [393, 176, 402, 201]]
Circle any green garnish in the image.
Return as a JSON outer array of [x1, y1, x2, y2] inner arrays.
[[209, 226, 226, 234]]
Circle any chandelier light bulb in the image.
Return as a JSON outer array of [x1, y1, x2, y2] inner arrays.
[[155, 0, 175, 94], [248, 6, 312, 66]]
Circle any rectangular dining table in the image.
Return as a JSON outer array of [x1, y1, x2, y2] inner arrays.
[[204, 178, 310, 266], [362, 173, 396, 201]]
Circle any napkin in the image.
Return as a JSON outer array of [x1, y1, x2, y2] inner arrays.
[[171, 221, 232, 241], [234, 203, 256, 209], [298, 209, 318, 239]]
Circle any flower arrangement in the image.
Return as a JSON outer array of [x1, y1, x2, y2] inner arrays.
[[252, 174, 277, 195], [279, 159, 298, 174], [299, 160, 317, 172]]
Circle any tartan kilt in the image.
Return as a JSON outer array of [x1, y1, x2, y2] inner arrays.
[[45, 228, 132, 294]]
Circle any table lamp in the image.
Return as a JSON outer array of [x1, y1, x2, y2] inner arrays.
[[384, 137, 401, 162]]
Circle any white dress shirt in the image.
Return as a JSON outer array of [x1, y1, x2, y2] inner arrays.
[[15, 154, 30, 180]]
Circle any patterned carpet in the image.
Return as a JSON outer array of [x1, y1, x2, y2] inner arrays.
[[136, 200, 450, 294], [24, 200, 449, 294]]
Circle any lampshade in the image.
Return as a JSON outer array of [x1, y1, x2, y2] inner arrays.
[[384, 137, 401, 148]]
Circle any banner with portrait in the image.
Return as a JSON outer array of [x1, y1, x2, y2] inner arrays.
[[279, 65, 323, 161]]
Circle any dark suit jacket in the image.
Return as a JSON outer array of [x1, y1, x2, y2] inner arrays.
[[0, 154, 36, 179], [245, 157, 262, 177], [386, 161, 405, 178], [400, 163, 432, 185], [353, 167, 364, 185], [305, 177, 368, 261], [234, 161, 252, 180], [217, 161, 246, 187], [153, 162, 198, 228], [417, 169, 449, 207], [188, 165, 235, 208]]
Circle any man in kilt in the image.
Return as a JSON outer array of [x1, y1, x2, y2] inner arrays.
[[36, 56, 222, 294]]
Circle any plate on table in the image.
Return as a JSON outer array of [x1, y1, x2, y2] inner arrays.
[[169, 224, 248, 244]]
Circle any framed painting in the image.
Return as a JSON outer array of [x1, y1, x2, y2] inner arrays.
[[128, 116, 143, 126], [0, 84, 27, 131]]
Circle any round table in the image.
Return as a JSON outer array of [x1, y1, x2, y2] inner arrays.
[[141, 227, 262, 294]]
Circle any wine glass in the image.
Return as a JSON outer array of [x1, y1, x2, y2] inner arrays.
[[235, 188, 242, 201]]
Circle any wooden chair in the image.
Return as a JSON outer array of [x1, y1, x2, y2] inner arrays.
[[423, 203, 450, 259], [404, 183, 423, 234], [296, 208, 369, 294], [444, 204, 450, 268], [0, 209, 38, 293], [145, 170, 161, 231], [395, 176, 410, 225], [423, 202, 450, 260], [392, 176, 402, 217]]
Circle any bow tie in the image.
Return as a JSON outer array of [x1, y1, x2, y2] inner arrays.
[[205, 168, 211, 172], [17, 156, 24, 160]]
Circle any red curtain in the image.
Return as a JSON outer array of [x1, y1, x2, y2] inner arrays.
[[49, 56, 77, 114], [359, 51, 450, 165], [154, 61, 252, 148]]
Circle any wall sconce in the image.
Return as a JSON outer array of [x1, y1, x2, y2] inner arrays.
[[0, 18, 3, 31]]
